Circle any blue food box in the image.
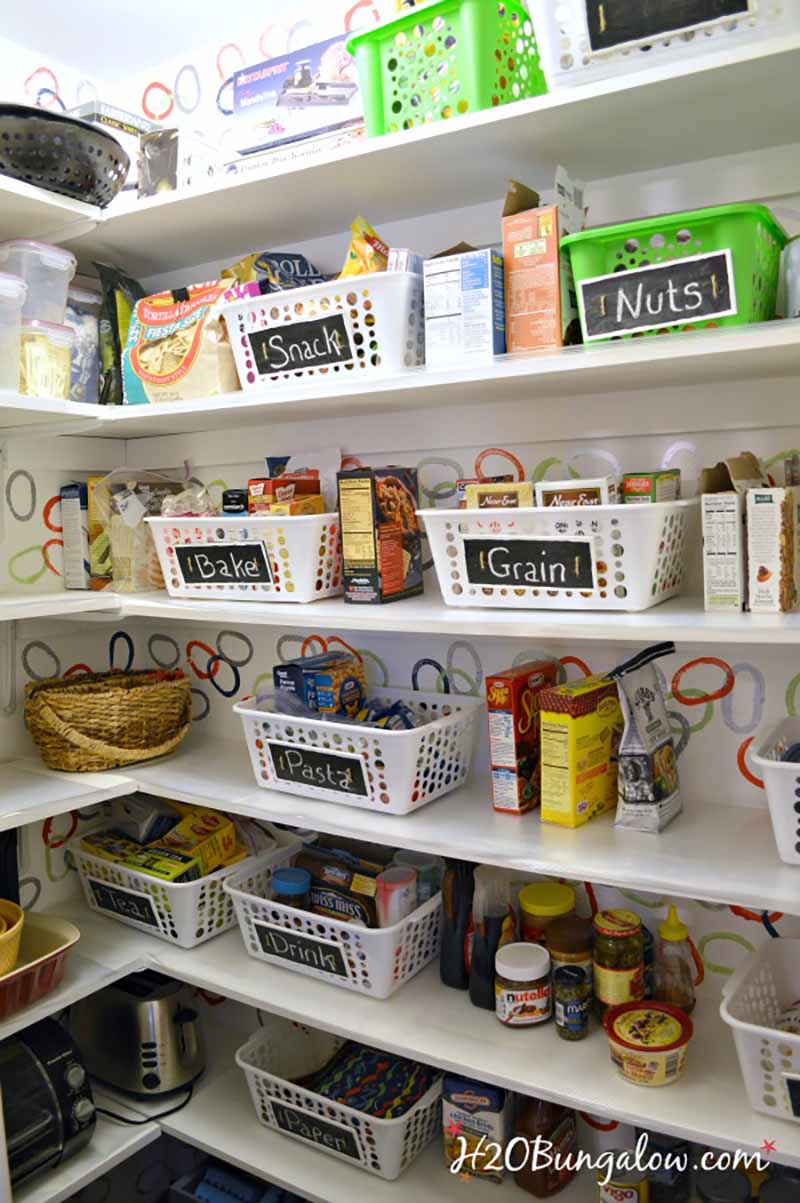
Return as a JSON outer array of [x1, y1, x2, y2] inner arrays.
[[423, 248, 506, 366], [233, 35, 363, 154]]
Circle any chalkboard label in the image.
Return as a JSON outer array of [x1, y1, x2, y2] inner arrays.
[[271, 1101, 360, 1160], [464, 537, 595, 591], [785, 1075, 800, 1118], [175, 542, 272, 586], [248, 313, 352, 374], [267, 741, 369, 797], [254, 921, 349, 977], [578, 250, 736, 341], [88, 878, 159, 928], [586, 0, 750, 52]]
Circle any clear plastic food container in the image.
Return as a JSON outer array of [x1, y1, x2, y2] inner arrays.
[[0, 239, 76, 323], [19, 319, 74, 399], [65, 286, 101, 403], [0, 273, 27, 391]]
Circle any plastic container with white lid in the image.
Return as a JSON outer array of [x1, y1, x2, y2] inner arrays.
[[0, 239, 77, 323], [0, 272, 27, 391], [19, 319, 74, 399], [65, 286, 101, 403]]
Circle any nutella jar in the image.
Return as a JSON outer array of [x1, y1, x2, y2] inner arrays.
[[495, 943, 552, 1027]]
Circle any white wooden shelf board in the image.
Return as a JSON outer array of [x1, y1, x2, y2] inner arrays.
[[0, 762, 134, 834], [0, 592, 119, 622], [0, 175, 99, 247], [14, 1115, 159, 1203]]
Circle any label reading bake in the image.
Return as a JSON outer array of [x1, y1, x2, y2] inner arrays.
[[579, 251, 736, 340], [271, 1100, 360, 1160], [175, 542, 272, 585], [268, 741, 369, 797], [464, 537, 595, 591], [88, 878, 159, 928], [586, 0, 751, 52], [254, 922, 348, 977], [248, 313, 352, 374]]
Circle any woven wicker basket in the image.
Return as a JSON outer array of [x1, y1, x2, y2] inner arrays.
[[25, 669, 191, 772]]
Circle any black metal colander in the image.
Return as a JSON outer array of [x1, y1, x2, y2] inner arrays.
[[0, 103, 131, 208]]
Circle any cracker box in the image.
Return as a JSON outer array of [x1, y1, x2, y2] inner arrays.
[[747, 486, 800, 613], [463, 480, 534, 510], [540, 675, 623, 829], [442, 1075, 513, 1184], [622, 470, 681, 504], [337, 466, 423, 604], [423, 248, 505, 366], [486, 660, 560, 815], [60, 482, 90, 590], [535, 476, 621, 507]]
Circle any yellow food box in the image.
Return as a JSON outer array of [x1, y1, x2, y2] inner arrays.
[[81, 831, 201, 882], [155, 808, 237, 875], [539, 675, 622, 828], [269, 495, 325, 516]]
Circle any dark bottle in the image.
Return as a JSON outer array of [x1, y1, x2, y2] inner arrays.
[[514, 1096, 577, 1197], [440, 859, 474, 990]]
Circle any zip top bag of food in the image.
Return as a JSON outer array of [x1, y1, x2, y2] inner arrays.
[[610, 641, 682, 834]]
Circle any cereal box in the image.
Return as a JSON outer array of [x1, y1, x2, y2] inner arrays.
[[747, 486, 800, 613], [443, 1075, 513, 1184], [423, 248, 505, 366], [540, 676, 623, 828], [486, 660, 560, 815], [337, 466, 423, 604]]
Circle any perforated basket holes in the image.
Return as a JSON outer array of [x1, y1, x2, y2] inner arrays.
[[235, 285, 382, 382], [399, 1088, 442, 1171], [553, 0, 772, 73], [246, 895, 375, 988], [649, 509, 687, 598], [193, 875, 235, 941], [77, 854, 179, 941], [393, 905, 442, 984], [751, 218, 784, 321]]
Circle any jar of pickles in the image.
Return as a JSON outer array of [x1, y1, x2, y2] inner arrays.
[[593, 910, 644, 1019]]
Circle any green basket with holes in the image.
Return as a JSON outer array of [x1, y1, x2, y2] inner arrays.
[[347, 0, 547, 137], [562, 203, 787, 344]]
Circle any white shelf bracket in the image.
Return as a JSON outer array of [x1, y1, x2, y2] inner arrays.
[[1, 622, 15, 717]]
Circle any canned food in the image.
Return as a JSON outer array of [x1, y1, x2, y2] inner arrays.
[[598, 1150, 649, 1201]]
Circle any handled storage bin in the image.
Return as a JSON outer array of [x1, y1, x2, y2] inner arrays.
[[69, 826, 301, 949], [225, 855, 441, 997], [562, 204, 786, 344], [236, 1020, 442, 1179], [147, 515, 342, 602], [347, 0, 547, 136], [533, 0, 799, 87], [235, 687, 483, 815], [750, 718, 800, 865], [224, 271, 424, 390], [721, 938, 800, 1123], [421, 499, 697, 611]]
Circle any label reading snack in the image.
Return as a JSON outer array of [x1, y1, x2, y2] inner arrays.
[[248, 314, 352, 374]]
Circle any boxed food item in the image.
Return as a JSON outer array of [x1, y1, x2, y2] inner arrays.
[[295, 845, 382, 926], [59, 482, 90, 589], [313, 653, 367, 715], [274, 649, 345, 711], [269, 496, 325, 516], [463, 480, 533, 509], [456, 475, 513, 508], [87, 474, 112, 590], [423, 248, 505, 366], [502, 167, 585, 353], [747, 486, 800, 613], [337, 466, 423, 604], [107, 476, 183, 592], [137, 128, 216, 198], [535, 476, 621, 507], [622, 470, 681, 504], [700, 452, 765, 613], [540, 676, 623, 829], [122, 281, 240, 404], [486, 660, 560, 815], [248, 473, 321, 513], [442, 1075, 513, 1185], [157, 808, 237, 876], [109, 793, 179, 844], [80, 831, 201, 882]]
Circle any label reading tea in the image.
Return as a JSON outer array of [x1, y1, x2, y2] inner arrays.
[[579, 250, 736, 340], [248, 313, 352, 374], [88, 878, 159, 928], [586, 0, 751, 51], [464, 537, 595, 591], [175, 542, 272, 585], [271, 1100, 360, 1160], [268, 741, 369, 797], [254, 922, 348, 977]]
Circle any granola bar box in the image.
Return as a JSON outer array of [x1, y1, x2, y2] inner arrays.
[[337, 466, 423, 604], [747, 486, 800, 613]]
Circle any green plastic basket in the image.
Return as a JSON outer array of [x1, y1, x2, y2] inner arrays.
[[562, 203, 787, 343], [347, 0, 547, 137]]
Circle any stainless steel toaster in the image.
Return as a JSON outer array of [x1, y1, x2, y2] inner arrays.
[[70, 969, 205, 1096]]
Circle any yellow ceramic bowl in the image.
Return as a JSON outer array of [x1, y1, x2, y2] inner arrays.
[[0, 900, 24, 977]]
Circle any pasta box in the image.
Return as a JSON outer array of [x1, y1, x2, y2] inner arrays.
[[337, 466, 423, 604]]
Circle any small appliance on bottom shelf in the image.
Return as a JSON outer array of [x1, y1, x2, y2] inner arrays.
[[0, 1017, 96, 1188], [70, 969, 206, 1096]]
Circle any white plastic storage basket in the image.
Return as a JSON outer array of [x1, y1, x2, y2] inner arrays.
[[421, 499, 697, 611], [533, 0, 798, 87], [234, 687, 483, 815], [69, 825, 301, 948], [750, 718, 800, 865], [235, 1019, 441, 1179], [224, 856, 441, 997], [224, 271, 425, 391], [721, 938, 800, 1123], [147, 514, 342, 602]]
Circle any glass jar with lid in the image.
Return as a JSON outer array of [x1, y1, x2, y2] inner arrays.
[[593, 909, 644, 1019], [518, 882, 575, 945]]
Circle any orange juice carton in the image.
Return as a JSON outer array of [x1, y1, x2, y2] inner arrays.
[[540, 675, 622, 829], [486, 659, 560, 815]]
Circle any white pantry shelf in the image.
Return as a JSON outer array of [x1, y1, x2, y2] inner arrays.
[[14, 1115, 160, 1203], [0, 592, 118, 622], [0, 762, 133, 834], [0, 175, 99, 248]]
